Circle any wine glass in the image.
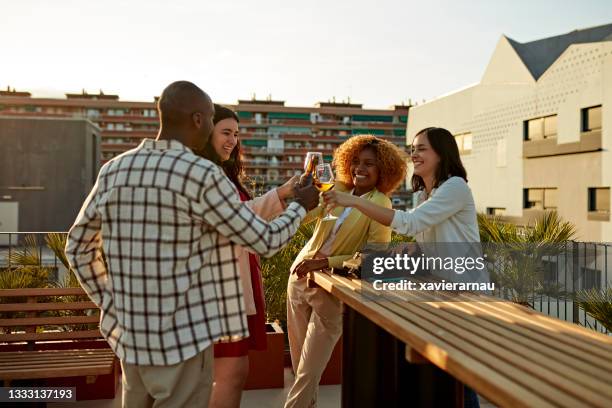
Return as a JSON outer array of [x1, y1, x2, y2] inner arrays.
[[304, 152, 324, 175], [315, 163, 337, 221]]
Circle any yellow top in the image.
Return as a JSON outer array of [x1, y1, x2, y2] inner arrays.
[[290, 182, 392, 271]]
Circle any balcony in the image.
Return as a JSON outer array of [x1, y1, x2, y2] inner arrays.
[[101, 130, 157, 138], [101, 142, 139, 152], [241, 147, 284, 155], [523, 130, 602, 158]]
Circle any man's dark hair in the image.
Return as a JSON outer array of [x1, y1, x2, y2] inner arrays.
[[157, 81, 209, 127]]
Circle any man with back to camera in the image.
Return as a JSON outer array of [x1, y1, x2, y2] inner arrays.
[[65, 81, 320, 407]]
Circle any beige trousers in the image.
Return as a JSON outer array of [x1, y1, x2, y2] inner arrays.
[[285, 273, 343, 408], [121, 346, 214, 408]]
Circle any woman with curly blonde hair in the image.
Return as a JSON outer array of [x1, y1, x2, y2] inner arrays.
[[285, 134, 407, 408]]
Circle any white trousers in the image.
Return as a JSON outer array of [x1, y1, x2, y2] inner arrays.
[[285, 274, 342, 408]]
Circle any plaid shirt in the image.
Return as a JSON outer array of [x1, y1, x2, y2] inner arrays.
[[65, 139, 305, 366]]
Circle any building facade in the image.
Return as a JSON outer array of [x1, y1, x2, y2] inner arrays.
[[0, 90, 411, 207], [0, 116, 100, 232], [406, 24, 612, 242]]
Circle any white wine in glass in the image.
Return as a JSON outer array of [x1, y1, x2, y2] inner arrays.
[[315, 163, 337, 221]]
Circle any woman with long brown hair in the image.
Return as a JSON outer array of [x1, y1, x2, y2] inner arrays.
[[197, 104, 298, 408]]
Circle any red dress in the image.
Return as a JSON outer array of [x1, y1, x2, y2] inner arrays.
[[214, 190, 268, 357]]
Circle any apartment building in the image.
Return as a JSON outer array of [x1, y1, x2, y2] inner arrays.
[[0, 90, 411, 207]]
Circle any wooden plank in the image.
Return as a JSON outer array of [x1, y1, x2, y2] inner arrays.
[[442, 301, 612, 373], [355, 276, 612, 357], [384, 283, 612, 379], [0, 358, 116, 370], [0, 301, 97, 312], [458, 300, 612, 358], [419, 300, 612, 382], [383, 293, 612, 404], [0, 330, 102, 342], [0, 364, 114, 380], [442, 286, 612, 349], [0, 351, 114, 362], [404, 345, 430, 364], [0, 357, 113, 365], [0, 349, 113, 360], [0, 353, 114, 363], [378, 274, 612, 348], [0, 315, 100, 327], [313, 272, 612, 407], [310, 272, 557, 408], [0, 350, 114, 365], [0, 288, 86, 297], [355, 283, 600, 407]]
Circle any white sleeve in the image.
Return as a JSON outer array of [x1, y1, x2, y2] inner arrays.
[[391, 178, 471, 236]]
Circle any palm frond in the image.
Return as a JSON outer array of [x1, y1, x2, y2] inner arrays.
[[576, 288, 612, 332], [7, 234, 41, 266], [45, 233, 71, 270], [477, 212, 577, 307]]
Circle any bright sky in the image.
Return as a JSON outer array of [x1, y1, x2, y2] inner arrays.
[[2, 0, 611, 108]]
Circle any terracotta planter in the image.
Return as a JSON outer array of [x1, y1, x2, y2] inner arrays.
[[244, 322, 285, 389], [283, 336, 343, 386]]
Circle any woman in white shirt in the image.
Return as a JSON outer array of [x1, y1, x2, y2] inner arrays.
[[323, 127, 482, 408]]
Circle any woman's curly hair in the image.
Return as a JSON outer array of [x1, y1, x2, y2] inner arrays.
[[332, 134, 408, 195]]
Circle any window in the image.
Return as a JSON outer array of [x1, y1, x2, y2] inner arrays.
[[588, 187, 610, 213], [524, 188, 557, 210], [526, 118, 543, 140], [543, 188, 558, 209], [543, 115, 557, 138], [486, 207, 506, 216], [454, 132, 472, 154], [463, 133, 473, 151], [524, 115, 557, 140], [267, 170, 279, 181], [582, 105, 602, 132]]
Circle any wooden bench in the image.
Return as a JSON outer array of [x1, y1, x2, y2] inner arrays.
[[310, 271, 612, 408], [0, 288, 119, 398]]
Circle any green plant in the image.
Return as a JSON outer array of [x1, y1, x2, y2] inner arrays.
[[260, 214, 415, 328], [391, 232, 415, 243], [576, 288, 612, 332], [478, 212, 577, 307], [261, 223, 315, 329], [0, 234, 53, 292], [45, 233, 82, 288], [0, 233, 96, 332]]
